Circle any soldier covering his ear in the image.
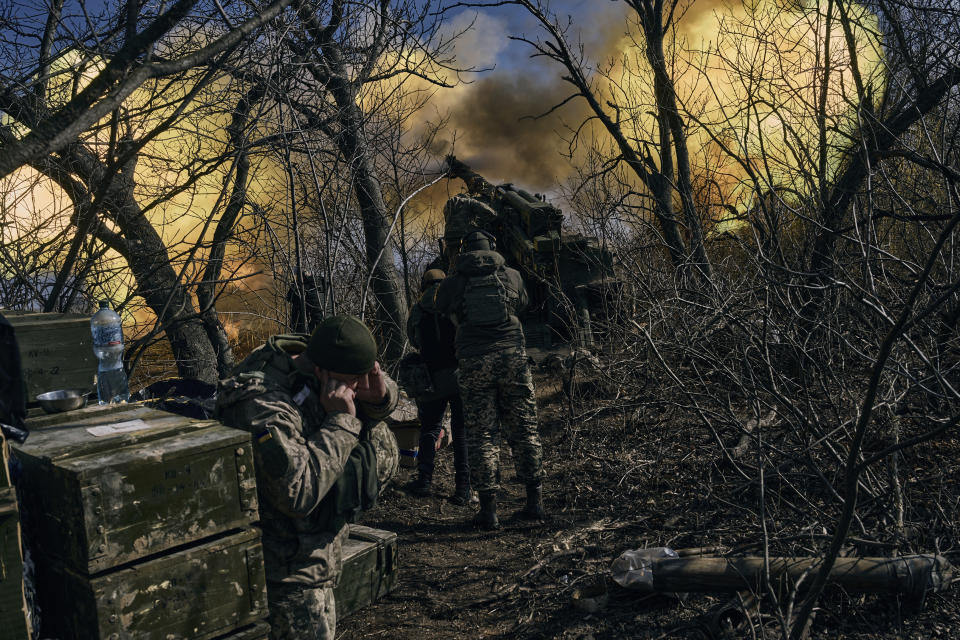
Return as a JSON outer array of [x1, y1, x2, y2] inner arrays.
[[215, 315, 399, 640]]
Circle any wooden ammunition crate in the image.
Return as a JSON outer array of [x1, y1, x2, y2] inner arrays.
[[333, 525, 399, 620], [0, 489, 29, 640], [388, 396, 420, 468], [38, 528, 268, 640], [389, 421, 420, 468], [3, 310, 97, 400], [13, 404, 258, 574]]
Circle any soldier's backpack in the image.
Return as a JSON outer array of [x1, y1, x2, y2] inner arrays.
[[461, 269, 510, 327]]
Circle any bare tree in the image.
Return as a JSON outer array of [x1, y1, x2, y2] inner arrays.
[[500, 0, 960, 636], [0, 0, 290, 382], [0, 0, 295, 180], [449, 0, 712, 283], [261, 0, 466, 360]]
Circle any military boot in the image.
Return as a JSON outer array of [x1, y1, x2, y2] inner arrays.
[[473, 491, 500, 530], [517, 482, 547, 520], [451, 472, 478, 506], [451, 482, 478, 506], [405, 476, 432, 497]]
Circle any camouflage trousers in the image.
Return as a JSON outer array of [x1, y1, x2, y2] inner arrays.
[[457, 347, 544, 493], [368, 420, 399, 493], [267, 582, 336, 640]]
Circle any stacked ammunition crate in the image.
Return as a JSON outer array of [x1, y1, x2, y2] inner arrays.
[[3, 310, 97, 400], [0, 432, 31, 640], [13, 403, 268, 639]]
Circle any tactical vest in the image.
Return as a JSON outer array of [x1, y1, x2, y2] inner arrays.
[[461, 269, 510, 327], [217, 335, 379, 530]]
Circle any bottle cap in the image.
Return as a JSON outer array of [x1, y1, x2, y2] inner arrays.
[[99, 300, 110, 309]]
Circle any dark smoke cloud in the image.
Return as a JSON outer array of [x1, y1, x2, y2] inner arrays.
[[430, 4, 629, 194], [433, 73, 591, 191]]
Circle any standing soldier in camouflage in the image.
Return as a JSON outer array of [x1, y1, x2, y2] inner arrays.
[[435, 230, 546, 530], [214, 315, 399, 640], [441, 195, 497, 266], [405, 268, 474, 504]]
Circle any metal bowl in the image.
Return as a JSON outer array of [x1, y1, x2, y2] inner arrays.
[[36, 389, 89, 414]]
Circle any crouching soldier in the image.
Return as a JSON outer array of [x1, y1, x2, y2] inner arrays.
[[215, 315, 399, 640]]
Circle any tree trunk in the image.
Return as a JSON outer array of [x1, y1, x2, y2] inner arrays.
[[195, 86, 265, 378], [329, 81, 408, 362], [805, 67, 960, 314], [48, 146, 221, 384], [109, 198, 221, 384], [644, 20, 712, 281]]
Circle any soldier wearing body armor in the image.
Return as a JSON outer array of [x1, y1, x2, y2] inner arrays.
[[441, 195, 497, 266], [435, 231, 546, 529], [214, 315, 399, 640], [405, 268, 473, 504]]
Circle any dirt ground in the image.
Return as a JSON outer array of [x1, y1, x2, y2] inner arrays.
[[339, 373, 960, 640]]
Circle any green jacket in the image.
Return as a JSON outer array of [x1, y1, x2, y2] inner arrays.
[[435, 249, 528, 359], [214, 334, 398, 587]]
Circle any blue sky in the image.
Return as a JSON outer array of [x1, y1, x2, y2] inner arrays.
[[446, 1, 627, 73], [431, 2, 632, 191]]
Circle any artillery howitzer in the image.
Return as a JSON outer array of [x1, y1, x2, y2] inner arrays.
[[443, 155, 622, 351]]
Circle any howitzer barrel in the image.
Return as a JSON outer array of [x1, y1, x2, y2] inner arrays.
[[501, 189, 534, 215], [446, 156, 563, 236], [650, 555, 953, 603], [446, 155, 495, 197]]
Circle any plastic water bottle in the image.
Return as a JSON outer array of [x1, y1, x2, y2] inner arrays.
[[91, 300, 129, 404], [610, 547, 679, 590]]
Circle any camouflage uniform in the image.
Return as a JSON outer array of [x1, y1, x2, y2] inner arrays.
[[435, 248, 544, 494], [214, 334, 398, 640], [266, 583, 336, 640], [457, 347, 543, 492]]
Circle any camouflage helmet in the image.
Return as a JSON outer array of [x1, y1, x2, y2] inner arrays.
[[420, 268, 445, 289]]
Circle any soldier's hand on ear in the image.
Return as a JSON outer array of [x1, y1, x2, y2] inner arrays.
[[355, 361, 388, 404], [318, 369, 356, 417]]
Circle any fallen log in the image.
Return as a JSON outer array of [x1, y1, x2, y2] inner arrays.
[[614, 553, 953, 605]]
